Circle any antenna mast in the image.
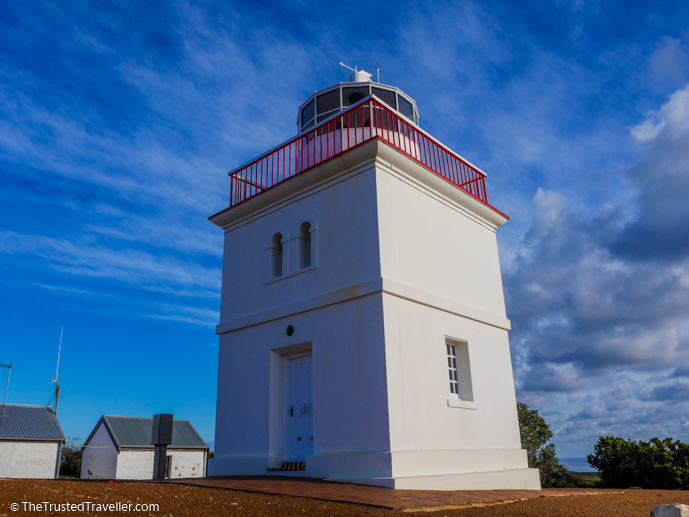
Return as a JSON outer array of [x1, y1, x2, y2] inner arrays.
[[1, 363, 12, 409], [375, 62, 381, 83], [51, 327, 63, 414]]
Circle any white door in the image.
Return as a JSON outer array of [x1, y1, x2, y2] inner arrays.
[[285, 355, 313, 460]]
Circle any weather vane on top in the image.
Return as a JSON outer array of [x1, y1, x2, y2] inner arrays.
[[339, 62, 380, 83]]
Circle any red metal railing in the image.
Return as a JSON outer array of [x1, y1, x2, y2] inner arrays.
[[227, 97, 489, 209]]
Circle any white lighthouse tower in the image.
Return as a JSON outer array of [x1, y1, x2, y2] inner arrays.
[[208, 69, 540, 490]]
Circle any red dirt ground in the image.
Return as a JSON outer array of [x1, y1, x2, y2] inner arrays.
[[1, 479, 689, 516]]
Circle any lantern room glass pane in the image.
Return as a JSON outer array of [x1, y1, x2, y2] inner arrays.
[[301, 99, 315, 126], [372, 87, 397, 110], [317, 110, 338, 123], [398, 95, 414, 120], [317, 89, 341, 114], [342, 86, 371, 106]]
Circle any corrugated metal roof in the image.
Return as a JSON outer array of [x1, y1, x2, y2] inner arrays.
[[0, 404, 65, 441], [92, 415, 207, 450]]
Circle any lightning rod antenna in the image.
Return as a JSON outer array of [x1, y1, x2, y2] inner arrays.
[[55, 326, 62, 382], [51, 327, 63, 414], [1, 363, 12, 410]]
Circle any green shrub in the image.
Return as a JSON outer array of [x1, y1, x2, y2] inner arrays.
[[59, 445, 82, 477], [517, 402, 583, 488], [587, 436, 689, 489]]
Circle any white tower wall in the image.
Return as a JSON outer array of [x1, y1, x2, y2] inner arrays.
[[376, 161, 508, 316], [213, 294, 390, 476], [210, 139, 540, 489], [212, 150, 392, 476], [217, 163, 382, 325]]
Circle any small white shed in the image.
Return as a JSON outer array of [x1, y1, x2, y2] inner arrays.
[[0, 404, 65, 479], [81, 415, 209, 480]]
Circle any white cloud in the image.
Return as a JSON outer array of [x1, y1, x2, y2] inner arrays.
[[632, 84, 689, 143], [631, 117, 666, 142], [507, 82, 689, 454]]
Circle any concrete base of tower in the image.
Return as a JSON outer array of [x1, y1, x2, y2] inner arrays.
[[208, 456, 270, 477], [209, 449, 541, 491], [332, 467, 541, 490], [311, 449, 541, 491]]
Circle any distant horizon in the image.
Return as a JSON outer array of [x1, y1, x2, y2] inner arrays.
[[560, 457, 597, 473]]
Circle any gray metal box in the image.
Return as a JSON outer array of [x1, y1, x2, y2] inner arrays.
[[151, 413, 174, 445]]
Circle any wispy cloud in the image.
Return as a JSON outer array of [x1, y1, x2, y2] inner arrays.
[[0, 231, 220, 292]]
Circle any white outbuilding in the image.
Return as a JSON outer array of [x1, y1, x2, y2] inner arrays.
[[0, 404, 65, 479], [209, 73, 540, 490], [81, 415, 209, 480]]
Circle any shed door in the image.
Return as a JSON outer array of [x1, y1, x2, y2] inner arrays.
[[285, 355, 313, 460]]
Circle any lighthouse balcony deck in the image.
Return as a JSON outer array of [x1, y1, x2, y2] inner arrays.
[[223, 96, 494, 212]]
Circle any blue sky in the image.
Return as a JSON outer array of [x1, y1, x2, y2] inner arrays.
[[1, 0, 689, 460]]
